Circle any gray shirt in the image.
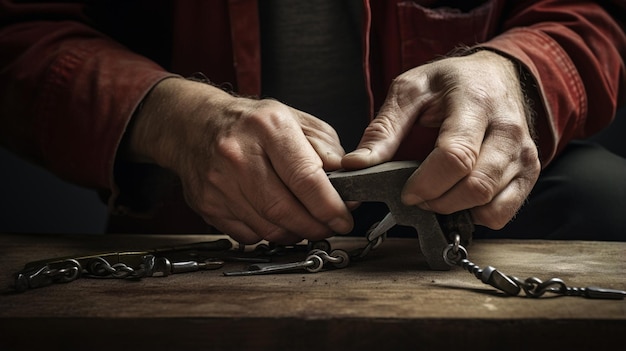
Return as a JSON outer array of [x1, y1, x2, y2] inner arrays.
[[259, 0, 369, 151]]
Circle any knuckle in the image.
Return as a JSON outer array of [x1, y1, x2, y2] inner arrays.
[[519, 142, 541, 175], [363, 117, 399, 140], [286, 161, 324, 191], [388, 75, 424, 112], [246, 100, 292, 128], [232, 99, 295, 136], [390, 74, 412, 92], [213, 137, 246, 163], [438, 143, 478, 175], [259, 197, 291, 223], [465, 171, 498, 205]]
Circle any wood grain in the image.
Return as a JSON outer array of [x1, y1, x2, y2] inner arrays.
[[0, 233, 624, 350]]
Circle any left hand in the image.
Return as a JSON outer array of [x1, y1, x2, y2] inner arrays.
[[342, 50, 541, 229]]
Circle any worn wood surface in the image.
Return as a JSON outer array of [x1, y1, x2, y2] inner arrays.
[[0, 233, 624, 350]]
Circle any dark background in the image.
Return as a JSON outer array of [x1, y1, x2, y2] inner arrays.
[[0, 147, 108, 234], [1, 108, 624, 234]]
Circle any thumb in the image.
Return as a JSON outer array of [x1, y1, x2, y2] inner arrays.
[[342, 86, 424, 170]]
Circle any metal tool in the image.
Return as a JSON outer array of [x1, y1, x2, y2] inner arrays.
[[223, 249, 350, 276], [327, 161, 474, 270]]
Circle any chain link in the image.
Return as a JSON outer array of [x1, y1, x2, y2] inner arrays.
[[345, 221, 388, 260], [82, 255, 155, 279]]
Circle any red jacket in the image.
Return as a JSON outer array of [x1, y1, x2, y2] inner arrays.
[[1, 0, 625, 232]]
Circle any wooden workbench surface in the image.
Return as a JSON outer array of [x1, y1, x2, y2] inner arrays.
[[0, 233, 624, 350]]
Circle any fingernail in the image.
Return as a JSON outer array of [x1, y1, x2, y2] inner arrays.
[[329, 216, 353, 234]]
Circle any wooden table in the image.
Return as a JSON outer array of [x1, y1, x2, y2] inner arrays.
[[0, 233, 624, 350]]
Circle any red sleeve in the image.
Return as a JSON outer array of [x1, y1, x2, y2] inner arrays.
[[0, 1, 176, 189], [479, 0, 626, 165]]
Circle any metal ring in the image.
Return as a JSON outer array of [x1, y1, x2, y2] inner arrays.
[[536, 277, 568, 297], [308, 249, 327, 257], [154, 257, 172, 277], [443, 244, 468, 266], [58, 259, 82, 282], [329, 250, 350, 269], [365, 221, 381, 242], [55, 266, 80, 283], [522, 277, 544, 297], [371, 234, 386, 250], [110, 263, 134, 278], [319, 252, 342, 264], [304, 255, 324, 273], [87, 257, 116, 276]]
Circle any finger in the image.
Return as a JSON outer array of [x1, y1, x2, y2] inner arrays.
[[414, 141, 517, 214], [263, 230, 306, 245], [193, 187, 266, 245], [233, 200, 307, 245], [413, 119, 536, 215], [295, 109, 346, 170], [244, 165, 335, 240], [342, 75, 430, 170], [470, 176, 533, 229], [401, 96, 488, 206], [262, 124, 354, 236], [205, 191, 306, 245], [187, 164, 307, 244], [267, 154, 353, 236], [469, 129, 539, 228]]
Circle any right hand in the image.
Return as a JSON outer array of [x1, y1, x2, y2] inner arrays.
[[343, 51, 540, 229], [125, 78, 353, 244]]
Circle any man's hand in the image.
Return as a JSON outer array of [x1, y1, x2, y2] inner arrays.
[[343, 50, 540, 229], [126, 78, 353, 244]]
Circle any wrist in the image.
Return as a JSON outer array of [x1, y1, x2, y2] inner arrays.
[[124, 77, 235, 171]]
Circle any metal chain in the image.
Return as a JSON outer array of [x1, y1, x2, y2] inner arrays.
[[303, 220, 390, 271], [308, 249, 351, 269], [227, 220, 388, 276], [14, 259, 82, 291], [443, 234, 626, 299], [83, 255, 155, 279], [14, 255, 158, 291]]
